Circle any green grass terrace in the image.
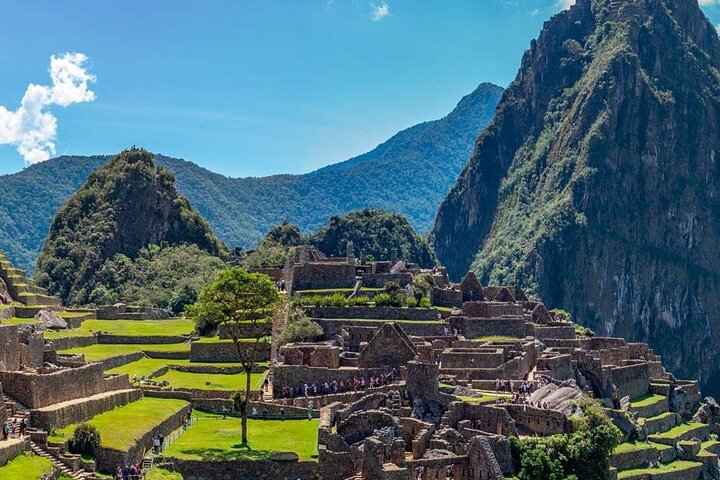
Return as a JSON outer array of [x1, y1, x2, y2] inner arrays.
[[0, 453, 55, 480], [49, 397, 189, 451], [163, 410, 319, 461], [106, 357, 256, 378], [59, 343, 190, 362], [153, 369, 267, 391]]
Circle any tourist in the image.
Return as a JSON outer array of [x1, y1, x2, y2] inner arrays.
[[263, 377, 270, 392], [251, 406, 258, 419], [114, 466, 123, 480], [221, 405, 228, 419], [129, 463, 138, 480], [159, 433, 164, 452], [19, 418, 26, 436], [280, 407, 286, 421], [262, 407, 269, 419], [152, 435, 161, 455], [2, 421, 8, 440], [307, 403, 314, 420], [122, 464, 130, 480]]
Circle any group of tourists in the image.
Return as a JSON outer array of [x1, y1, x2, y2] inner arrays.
[[114, 463, 142, 480], [1, 418, 27, 440], [278, 369, 397, 399], [494, 376, 550, 394], [151, 433, 165, 454]]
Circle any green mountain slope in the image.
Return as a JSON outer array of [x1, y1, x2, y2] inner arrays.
[[0, 83, 502, 273], [431, 0, 720, 395], [35, 148, 225, 305]]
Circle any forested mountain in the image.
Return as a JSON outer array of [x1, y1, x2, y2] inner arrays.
[[431, 0, 720, 395], [0, 83, 503, 273], [36, 148, 225, 305]]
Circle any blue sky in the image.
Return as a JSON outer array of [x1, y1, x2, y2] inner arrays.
[[1, 0, 719, 177]]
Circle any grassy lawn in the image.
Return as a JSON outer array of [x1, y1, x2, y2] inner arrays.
[[106, 357, 250, 378], [164, 411, 319, 461], [2, 317, 40, 325], [49, 397, 188, 450], [195, 336, 271, 343], [44, 329, 95, 339], [153, 369, 267, 391], [0, 453, 55, 479], [630, 393, 666, 408], [146, 468, 183, 480], [617, 460, 703, 479], [60, 343, 189, 361], [76, 318, 195, 336], [648, 422, 707, 442]]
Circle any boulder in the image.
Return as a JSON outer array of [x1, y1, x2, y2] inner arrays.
[[693, 397, 720, 435], [35, 309, 68, 330]]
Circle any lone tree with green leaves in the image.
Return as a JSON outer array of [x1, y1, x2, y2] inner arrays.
[[185, 267, 280, 444]]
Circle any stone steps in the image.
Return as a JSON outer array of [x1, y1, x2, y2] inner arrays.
[[29, 440, 92, 480]]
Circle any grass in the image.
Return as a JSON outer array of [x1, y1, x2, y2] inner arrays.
[[0, 453, 55, 479], [630, 393, 666, 408], [472, 335, 524, 342], [153, 369, 267, 391], [648, 422, 707, 442], [49, 397, 189, 450], [164, 410, 319, 461], [44, 329, 95, 339], [616, 460, 703, 479], [2, 317, 40, 325], [146, 467, 183, 480], [60, 343, 189, 361], [106, 357, 250, 378], [76, 318, 195, 336], [614, 441, 659, 455]]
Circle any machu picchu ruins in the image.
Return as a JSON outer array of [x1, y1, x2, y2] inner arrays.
[[0, 243, 718, 480]]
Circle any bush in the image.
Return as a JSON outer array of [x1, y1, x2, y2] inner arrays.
[[374, 293, 403, 307], [346, 295, 371, 306], [383, 281, 401, 295], [326, 293, 347, 306], [276, 306, 323, 347], [406, 297, 418, 308], [419, 297, 431, 308], [68, 423, 100, 456]]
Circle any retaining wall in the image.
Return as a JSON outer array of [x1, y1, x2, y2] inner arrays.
[[166, 458, 319, 480], [30, 388, 143, 430], [306, 306, 438, 320], [190, 341, 270, 363]]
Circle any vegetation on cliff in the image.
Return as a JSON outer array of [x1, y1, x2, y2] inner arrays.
[[431, 0, 720, 395], [35, 148, 226, 306]]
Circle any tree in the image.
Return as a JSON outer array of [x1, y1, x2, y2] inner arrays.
[[275, 300, 323, 347], [185, 267, 280, 444]]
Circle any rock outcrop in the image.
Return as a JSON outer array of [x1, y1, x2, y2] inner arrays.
[[431, 0, 720, 395]]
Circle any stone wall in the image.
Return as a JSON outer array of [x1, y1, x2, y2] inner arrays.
[[430, 288, 462, 308], [190, 341, 271, 363], [441, 349, 506, 369], [48, 334, 98, 351], [361, 273, 413, 289], [461, 302, 523, 318], [306, 306, 438, 320], [503, 405, 570, 435], [0, 305, 15, 321], [272, 364, 388, 396], [217, 322, 272, 339], [315, 319, 446, 338], [448, 316, 526, 339], [0, 324, 20, 371], [166, 458, 319, 480], [287, 262, 356, 293], [0, 437, 30, 467], [611, 363, 650, 400], [94, 402, 191, 473], [0, 363, 130, 408], [534, 325, 577, 341], [98, 351, 145, 371], [30, 388, 143, 430]]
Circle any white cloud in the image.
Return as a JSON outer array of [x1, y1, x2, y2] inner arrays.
[[558, 0, 575, 9], [0, 53, 95, 165], [700, 0, 719, 5], [370, 1, 390, 21]]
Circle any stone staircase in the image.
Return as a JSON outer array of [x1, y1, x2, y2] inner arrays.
[[3, 392, 96, 480]]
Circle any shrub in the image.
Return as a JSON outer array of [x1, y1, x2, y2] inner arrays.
[[406, 297, 418, 308], [276, 306, 323, 347], [346, 295, 371, 306], [375, 293, 403, 307], [419, 297, 431, 308], [383, 281, 401, 295], [68, 423, 100, 456], [326, 293, 347, 306]]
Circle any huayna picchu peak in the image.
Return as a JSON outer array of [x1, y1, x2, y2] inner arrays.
[[35, 148, 226, 306], [432, 0, 720, 396]]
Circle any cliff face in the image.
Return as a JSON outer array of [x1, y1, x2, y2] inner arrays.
[[432, 0, 720, 394], [36, 149, 225, 305]]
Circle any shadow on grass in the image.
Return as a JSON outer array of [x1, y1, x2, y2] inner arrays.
[[171, 445, 276, 461]]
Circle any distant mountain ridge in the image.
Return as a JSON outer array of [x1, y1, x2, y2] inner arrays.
[[0, 83, 503, 273]]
